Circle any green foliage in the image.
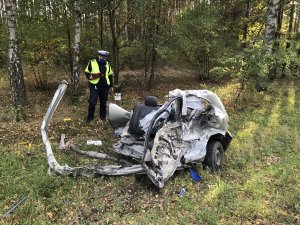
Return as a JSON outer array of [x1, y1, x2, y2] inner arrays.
[[170, 7, 219, 76], [120, 41, 144, 69], [209, 54, 244, 79], [211, 35, 300, 91], [19, 20, 69, 67], [161, 3, 243, 80]]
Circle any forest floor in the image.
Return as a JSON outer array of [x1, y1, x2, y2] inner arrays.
[[0, 68, 299, 224]]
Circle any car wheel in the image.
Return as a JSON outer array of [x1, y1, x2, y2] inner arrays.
[[204, 140, 224, 172]]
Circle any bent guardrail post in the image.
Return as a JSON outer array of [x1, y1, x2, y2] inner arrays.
[[41, 80, 74, 175]]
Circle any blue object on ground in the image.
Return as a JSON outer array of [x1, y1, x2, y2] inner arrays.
[[189, 168, 202, 182], [179, 187, 186, 197]]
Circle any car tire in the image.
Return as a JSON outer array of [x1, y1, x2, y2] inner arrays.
[[204, 140, 224, 172]]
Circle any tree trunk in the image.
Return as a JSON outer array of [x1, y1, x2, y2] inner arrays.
[[294, 9, 300, 33], [143, 26, 150, 88], [147, 43, 157, 90], [0, 0, 5, 18], [286, 0, 295, 49], [264, 0, 280, 54], [64, 6, 73, 84], [263, 0, 280, 83], [98, 1, 103, 49], [71, 0, 81, 100], [5, 0, 27, 120], [108, 3, 119, 85], [274, 0, 285, 78], [145, 0, 161, 90], [125, 0, 129, 43], [242, 0, 251, 49], [144, 0, 161, 90], [274, 0, 284, 47], [280, 0, 295, 78]]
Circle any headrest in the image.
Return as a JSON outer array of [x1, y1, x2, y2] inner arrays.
[[144, 96, 158, 107]]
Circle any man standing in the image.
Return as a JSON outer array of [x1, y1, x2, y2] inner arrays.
[[85, 50, 113, 122]]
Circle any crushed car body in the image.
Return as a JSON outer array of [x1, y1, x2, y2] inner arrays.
[[41, 81, 232, 188]]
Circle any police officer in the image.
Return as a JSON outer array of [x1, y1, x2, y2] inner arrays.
[[85, 50, 113, 122]]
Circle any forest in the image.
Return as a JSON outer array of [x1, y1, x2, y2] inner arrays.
[[0, 0, 299, 224]]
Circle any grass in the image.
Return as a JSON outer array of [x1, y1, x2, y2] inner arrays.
[[0, 73, 299, 224]]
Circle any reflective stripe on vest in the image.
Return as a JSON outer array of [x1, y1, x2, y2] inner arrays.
[[85, 59, 112, 85]]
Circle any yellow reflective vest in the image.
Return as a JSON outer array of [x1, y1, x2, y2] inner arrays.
[[85, 59, 113, 85]]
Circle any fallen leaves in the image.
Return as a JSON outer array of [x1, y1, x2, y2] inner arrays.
[[46, 212, 53, 220]]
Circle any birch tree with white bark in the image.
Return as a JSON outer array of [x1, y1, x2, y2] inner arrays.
[[264, 0, 280, 54], [4, 0, 27, 120], [71, 0, 81, 99]]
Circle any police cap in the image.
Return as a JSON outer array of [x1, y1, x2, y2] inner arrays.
[[98, 50, 110, 57]]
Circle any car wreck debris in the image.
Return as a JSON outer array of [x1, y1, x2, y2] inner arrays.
[[2, 196, 27, 219], [86, 140, 103, 146], [41, 80, 232, 188]]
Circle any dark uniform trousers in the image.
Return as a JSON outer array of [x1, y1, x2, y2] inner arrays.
[[87, 83, 110, 120]]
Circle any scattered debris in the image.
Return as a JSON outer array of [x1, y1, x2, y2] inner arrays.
[[86, 140, 103, 146], [2, 196, 27, 219], [179, 188, 186, 197], [26, 152, 34, 157], [114, 93, 122, 101], [189, 168, 202, 182], [63, 117, 72, 122]]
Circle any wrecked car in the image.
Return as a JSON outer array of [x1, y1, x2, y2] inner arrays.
[[41, 81, 232, 188]]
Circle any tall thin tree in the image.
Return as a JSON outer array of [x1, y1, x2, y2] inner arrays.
[[286, 0, 295, 48], [146, 0, 161, 90], [264, 0, 280, 53], [4, 0, 27, 120], [242, 0, 251, 49], [71, 0, 81, 100]]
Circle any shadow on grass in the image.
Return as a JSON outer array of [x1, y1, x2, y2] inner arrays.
[[219, 81, 300, 223]]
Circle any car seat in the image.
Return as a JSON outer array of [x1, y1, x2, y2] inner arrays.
[[128, 96, 158, 138]]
